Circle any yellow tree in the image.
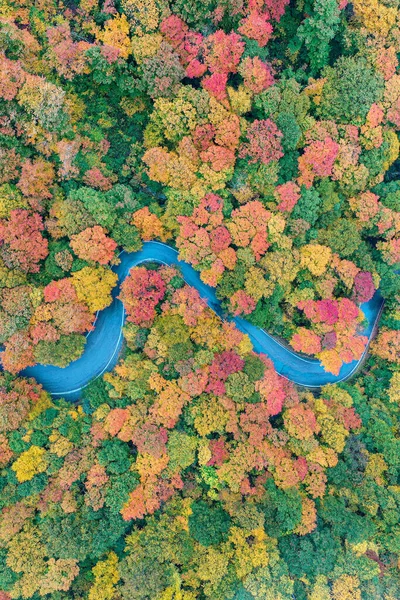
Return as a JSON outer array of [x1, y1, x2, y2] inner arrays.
[[11, 445, 47, 482], [89, 552, 120, 600], [332, 575, 361, 600], [353, 0, 397, 37], [6, 524, 47, 599], [99, 14, 131, 59], [0, 184, 28, 218], [388, 372, 400, 404], [71, 266, 117, 312], [300, 244, 332, 277], [39, 559, 80, 596], [121, 0, 166, 36]]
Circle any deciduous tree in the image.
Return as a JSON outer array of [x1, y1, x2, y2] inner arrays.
[[70, 226, 117, 265], [0, 210, 48, 273]]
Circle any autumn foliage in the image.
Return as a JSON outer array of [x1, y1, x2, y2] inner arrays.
[[70, 225, 117, 264], [0, 0, 399, 596], [0, 210, 48, 273], [118, 266, 166, 327], [1, 260, 395, 599]]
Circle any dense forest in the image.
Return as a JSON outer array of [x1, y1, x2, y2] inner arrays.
[[0, 0, 399, 598]]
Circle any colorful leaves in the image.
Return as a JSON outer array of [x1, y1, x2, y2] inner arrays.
[[71, 266, 117, 312], [203, 30, 245, 75], [70, 226, 117, 265], [88, 552, 120, 600], [230, 290, 256, 316], [177, 194, 236, 286], [276, 181, 301, 213], [352, 271, 376, 303], [0, 52, 25, 100], [292, 298, 367, 373], [239, 57, 275, 95], [0, 375, 43, 432], [132, 207, 169, 242], [118, 266, 166, 327], [11, 445, 47, 482], [238, 12, 273, 48], [300, 244, 332, 277], [228, 201, 271, 259], [349, 191, 380, 222], [298, 137, 340, 188], [291, 328, 322, 355], [46, 23, 91, 80], [371, 329, 400, 362], [284, 403, 320, 440], [99, 14, 131, 59], [240, 119, 284, 165], [0, 209, 48, 273], [0, 2, 399, 597], [83, 168, 113, 191]]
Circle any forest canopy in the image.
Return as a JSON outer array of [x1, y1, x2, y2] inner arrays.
[[0, 0, 399, 598]]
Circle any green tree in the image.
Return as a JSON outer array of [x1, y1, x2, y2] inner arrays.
[[98, 439, 133, 475], [33, 334, 86, 368], [318, 219, 363, 258], [262, 480, 303, 537], [279, 523, 341, 579], [189, 500, 231, 547], [39, 504, 130, 562], [296, 0, 340, 73], [291, 186, 322, 226], [318, 57, 384, 124]]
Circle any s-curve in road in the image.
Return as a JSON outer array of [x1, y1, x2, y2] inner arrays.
[[7, 242, 387, 400]]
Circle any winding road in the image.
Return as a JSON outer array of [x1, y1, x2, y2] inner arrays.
[[16, 242, 385, 400]]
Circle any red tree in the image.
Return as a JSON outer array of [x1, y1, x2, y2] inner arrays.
[[204, 30, 245, 75], [238, 12, 273, 47], [0, 209, 48, 273], [17, 159, 55, 210], [276, 181, 301, 212], [82, 168, 113, 191], [0, 53, 25, 101], [352, 271, 375, 304], [118, 267, 167, 327], [240, 119, 283, 164], [70, 226, 117, 265], [297, 137, 340, 188], [239, 57, 274, 94]]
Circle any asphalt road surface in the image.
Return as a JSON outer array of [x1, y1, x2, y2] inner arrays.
[[14, 242, 385, 400]]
